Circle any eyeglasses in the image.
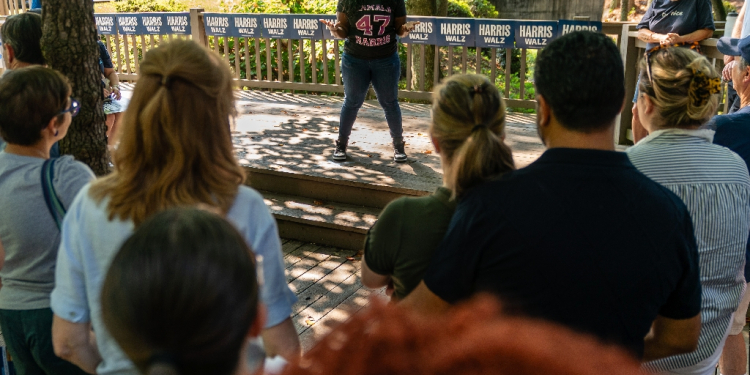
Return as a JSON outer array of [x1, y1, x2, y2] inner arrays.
[[645, 41, 701, 83], [59, 98, 80, 117]]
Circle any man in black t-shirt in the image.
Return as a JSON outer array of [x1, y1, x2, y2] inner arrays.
[[402, 31, 702, 361]]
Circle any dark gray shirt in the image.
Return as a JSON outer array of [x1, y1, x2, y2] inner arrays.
[[0, 152, 94, 310], [637, 0, 715, 49]]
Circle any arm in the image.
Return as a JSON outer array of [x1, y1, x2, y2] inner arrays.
[[361, 256, 391, 289], [726, 2, 746, 65], [642, 313, 701, 361], [261, 317, 301, 360], [400, 281, 450, 315], [320, 12, 349, 39], [670, 28, 714, 44], [638, 28, 669, 44], [103, 67, 121, 100], [52, 315, 102, 374]]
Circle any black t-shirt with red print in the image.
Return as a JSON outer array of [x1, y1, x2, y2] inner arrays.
[[337, 0, 406, 59]]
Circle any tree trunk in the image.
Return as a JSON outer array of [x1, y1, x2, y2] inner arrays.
[[41, 0, 109, 176], [407, 0, 442, 92], [620, 0, 630, 21], [712, 0, 726, 21]]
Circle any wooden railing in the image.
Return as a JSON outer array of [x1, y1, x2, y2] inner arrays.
[[0, 0, 29, 16], [96, 10, 630, 111]]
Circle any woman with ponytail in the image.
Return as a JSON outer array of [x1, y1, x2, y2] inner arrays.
[[628, 47, 750, 374], [361, 74, 514, 301], [50, 40, 300, 375]]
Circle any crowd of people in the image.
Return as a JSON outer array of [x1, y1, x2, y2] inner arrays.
[[2, 1, 750, 375]]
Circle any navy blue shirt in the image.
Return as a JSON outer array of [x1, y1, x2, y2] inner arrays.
[[424, 148, 702, 358], [637, 0, 715, 50], [706, 106, 750, 280]]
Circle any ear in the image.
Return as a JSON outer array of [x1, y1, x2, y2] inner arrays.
[[536, 95, 551, 129], [247, 303, 267, 339], [45, 114, 61, 137], [641, 94, 655, 115], [430, 135, 441, 154], [743, 65, 750, 84], [4, 44, 15, 64]]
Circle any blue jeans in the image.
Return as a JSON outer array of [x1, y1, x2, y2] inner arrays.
[[339, 52, 403, 140]]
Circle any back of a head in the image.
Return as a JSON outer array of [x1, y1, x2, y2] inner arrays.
[[91, 39, 245, 225], [0, 66, 69, 146], [0, 12, 45, 65], [101, 207, 259, 375], [637, 47, 720, 129], [281, 295, 643, 375], [431, 74, 515, 198], [534, 31, 625, 132]]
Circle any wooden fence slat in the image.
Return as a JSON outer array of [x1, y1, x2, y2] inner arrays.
[[334, 40, 341, 85], [254, 37, 261, 81], [519, 49, 527, 100], [321, 38, 328, 84], [448, 47, 453, 77], [223, 37, 232, 76], [278, 39, 284, 82], [266, 38, 272, 81], [504, 48, 511, 99], [104, 35, 113, 71], [475, 47, 481, 74], [462, 46, 467, 74], [419, 44, 426, 92], [140, 34, 147, 59], [311, 39, 317, 84], [244, 38, 251, 80], [433, 46, 439, 86], [149, 35, 156, 53], [132, 35, 140, 73], [289, 40, 295, 83], [114, 33, 123, 73], [490, 48, 497, 87], [406, 43, 412, 91], [234, 37, 241, 80], [168, 33, 174, 41], [123, 33, 132, 74], [300, 39, 306, 84]]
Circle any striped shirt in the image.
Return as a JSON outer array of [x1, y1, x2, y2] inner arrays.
[[628, 129, 750, 371]]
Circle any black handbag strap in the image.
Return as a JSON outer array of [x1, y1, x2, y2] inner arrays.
[[41, 158, 67, 230]]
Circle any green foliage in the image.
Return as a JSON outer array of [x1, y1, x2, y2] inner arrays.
[[114, 0, 187, 12], [724, 1, 736, 13], [447, 0, 473, 17], [222, 0, 336, 14]]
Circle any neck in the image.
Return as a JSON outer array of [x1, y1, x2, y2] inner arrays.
[[543, 120, 616, 151], [4, 143, 50, 159], [9, 60, 32, 70], [740, 92, 750, 110]]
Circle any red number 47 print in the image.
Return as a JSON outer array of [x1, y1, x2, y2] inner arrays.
[[356, 15, 390, 36]]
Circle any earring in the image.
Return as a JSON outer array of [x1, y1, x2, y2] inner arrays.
[[54, 130, 59, 136]]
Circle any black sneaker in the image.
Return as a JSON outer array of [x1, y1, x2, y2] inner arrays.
[[333, 139, 348, 161], [393, 140, 407, 163]]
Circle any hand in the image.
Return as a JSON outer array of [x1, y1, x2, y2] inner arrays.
[[725, 54, 735, 65], [661, 33, 681, 45], [319, 19, 341, 32], [723, 60, 735, 81], [103, 88, 111, 98], [400, 21, 420, 33], [111, 86, 122, 100]]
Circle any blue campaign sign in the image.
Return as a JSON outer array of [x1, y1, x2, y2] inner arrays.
[[557, 20, 603, 38], [514, 21, 557, 49], [403, 16, 437, 45], [203, 13, 232, 36], [117, 14, 142, 35], [435, 17, 475, 46], [232, 14, 261, 37], [140, 13, 167, 35], [474, 19, 514, 48], [95, 14, 117, 35], [163, 13, 191, 35], [289, 15, 323, 39], [259, 14, 291, 39]]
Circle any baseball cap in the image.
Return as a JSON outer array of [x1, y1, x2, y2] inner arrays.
[[718, 35, 750, 62]]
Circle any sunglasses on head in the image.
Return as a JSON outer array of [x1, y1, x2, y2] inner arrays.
[[645, 41, 701, 83]]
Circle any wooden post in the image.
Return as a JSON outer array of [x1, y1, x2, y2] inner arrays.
[[0, 0, 9, 16], [189, 8, 206, 46], [616, 23, 638, 145]]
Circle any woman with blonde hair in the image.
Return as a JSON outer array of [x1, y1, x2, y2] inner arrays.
[[628, 47, 750, 375], [361, 74, 514, 301], [49, 39, 299, 375]]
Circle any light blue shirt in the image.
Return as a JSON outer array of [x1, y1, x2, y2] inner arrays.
[[628, 129, 750, 371], [51, 184, 297, 375]]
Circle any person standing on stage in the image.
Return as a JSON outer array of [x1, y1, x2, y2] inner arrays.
[[320, 0, 418, 163]]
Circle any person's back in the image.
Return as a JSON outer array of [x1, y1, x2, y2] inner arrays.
[[429, 148, 698, 356], [403, 31, 701, 361]]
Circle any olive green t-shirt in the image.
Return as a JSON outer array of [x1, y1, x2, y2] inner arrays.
[[364, 187, 456, 300]]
